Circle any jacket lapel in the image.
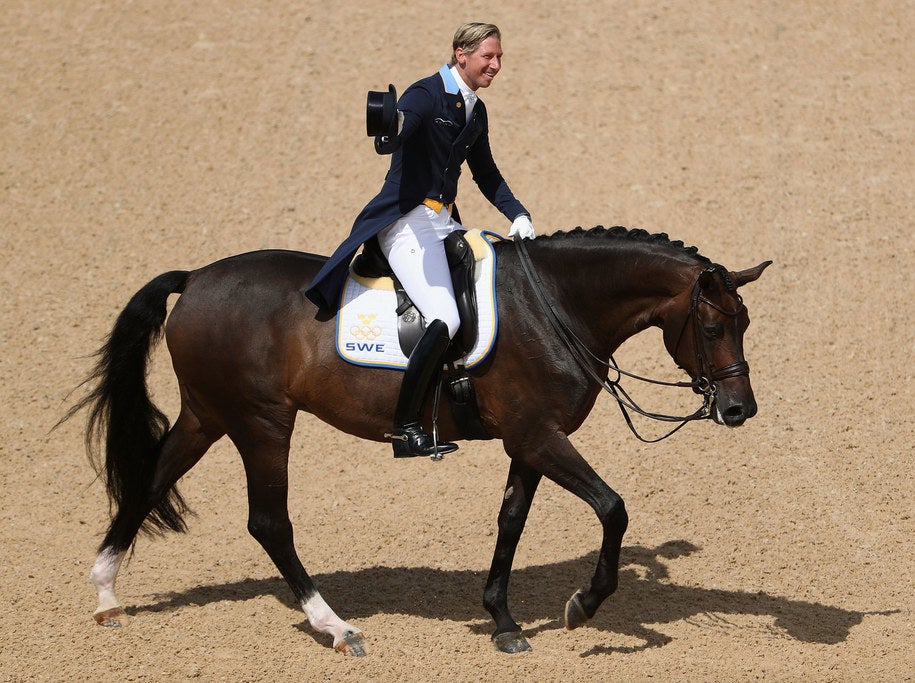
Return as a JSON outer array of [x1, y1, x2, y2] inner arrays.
[[438, 64, 468, 127]]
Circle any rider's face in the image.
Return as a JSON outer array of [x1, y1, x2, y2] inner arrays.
[[455, 36, 502, 91]]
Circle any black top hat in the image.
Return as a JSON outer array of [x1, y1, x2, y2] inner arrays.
[[366, 83, 398, 137]]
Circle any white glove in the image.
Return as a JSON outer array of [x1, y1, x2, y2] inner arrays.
[[509, 214, 535, 239]]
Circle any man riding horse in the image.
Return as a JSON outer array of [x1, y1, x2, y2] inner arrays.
[[305, 22, 535, 458]]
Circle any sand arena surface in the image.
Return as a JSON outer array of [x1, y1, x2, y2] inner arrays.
[[1, 2, 912, 680]]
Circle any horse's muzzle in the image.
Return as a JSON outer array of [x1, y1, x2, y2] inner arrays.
[[713, 393, 758, 427]]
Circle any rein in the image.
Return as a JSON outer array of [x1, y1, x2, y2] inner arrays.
[[512, 236, 744, 443]]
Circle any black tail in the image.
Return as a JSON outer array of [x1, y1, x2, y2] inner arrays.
[[63, 270, 190, 537]]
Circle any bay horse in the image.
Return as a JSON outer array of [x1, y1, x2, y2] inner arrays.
[[66, 226, 770, 655]]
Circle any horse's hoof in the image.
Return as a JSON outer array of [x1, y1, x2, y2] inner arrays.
[[334, 630, 366, 657], [564, 590, 589, 630], [492, 631, 532, 653], [93, 607, 128, 628]]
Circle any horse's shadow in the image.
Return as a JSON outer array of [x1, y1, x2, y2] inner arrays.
[[132, 540, 890, 653]]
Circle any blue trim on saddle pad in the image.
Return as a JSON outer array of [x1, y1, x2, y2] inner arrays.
[[334, 230, 499, 370]]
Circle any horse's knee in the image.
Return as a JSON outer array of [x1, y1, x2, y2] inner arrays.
[[614, 497, 628, 531], [598, 494, 628, 538]]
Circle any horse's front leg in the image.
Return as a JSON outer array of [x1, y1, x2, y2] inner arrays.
[[518, 430, 628, 633], [483, 459, 542, 653]]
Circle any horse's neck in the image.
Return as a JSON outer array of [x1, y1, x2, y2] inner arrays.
[[529, 243, 695, 356]]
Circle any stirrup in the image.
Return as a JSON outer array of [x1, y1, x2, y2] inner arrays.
[[386, 422, 458, 459]]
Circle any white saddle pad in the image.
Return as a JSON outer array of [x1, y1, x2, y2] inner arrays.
[[335, 229, 499, 370]]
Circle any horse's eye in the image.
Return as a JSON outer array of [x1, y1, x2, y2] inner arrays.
[[703, 323, 723, 340]]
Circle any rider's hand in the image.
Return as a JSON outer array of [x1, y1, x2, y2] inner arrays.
[[509, 214, 535, 239]]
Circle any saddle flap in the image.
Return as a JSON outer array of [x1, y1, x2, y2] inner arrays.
[[443, 231, 479, 359]]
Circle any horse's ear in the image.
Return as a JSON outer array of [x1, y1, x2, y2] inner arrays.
[[731, 260, 772, 288]]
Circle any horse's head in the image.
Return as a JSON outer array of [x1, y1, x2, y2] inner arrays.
[[662, 260, 772, 427]]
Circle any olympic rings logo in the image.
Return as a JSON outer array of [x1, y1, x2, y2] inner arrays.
[[350, 313, 382, 341]]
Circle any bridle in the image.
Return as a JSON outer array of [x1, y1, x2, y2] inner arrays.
[[513, 236, 749, 443], [672, 267, 750, 393]]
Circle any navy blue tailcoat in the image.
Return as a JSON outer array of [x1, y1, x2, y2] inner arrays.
[[305, 65, 529, 311]]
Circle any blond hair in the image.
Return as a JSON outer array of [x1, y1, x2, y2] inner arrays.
[[449, 22, 501, 67]]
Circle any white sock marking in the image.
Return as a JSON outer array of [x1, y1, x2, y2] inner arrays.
[[90, 547, 125, 614], [301, 592, 361, 649]]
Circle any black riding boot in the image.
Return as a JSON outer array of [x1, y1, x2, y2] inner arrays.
[[388, 319, 459, 458]]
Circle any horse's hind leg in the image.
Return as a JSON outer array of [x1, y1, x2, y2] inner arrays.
[[90, 409, 218, 626], [230, 415, 365, 657]]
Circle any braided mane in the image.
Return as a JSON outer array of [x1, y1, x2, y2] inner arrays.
[[541, 226, 745, 291], [543, 225, 713, 266]]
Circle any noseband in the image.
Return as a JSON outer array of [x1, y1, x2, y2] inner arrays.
[[513, 237, 749, 443]]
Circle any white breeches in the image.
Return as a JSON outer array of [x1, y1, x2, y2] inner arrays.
[[377, 204, 462, 339]]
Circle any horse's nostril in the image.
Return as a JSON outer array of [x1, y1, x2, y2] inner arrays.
[[722, 399, 757, 425], [722, 404, 747, 426]]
